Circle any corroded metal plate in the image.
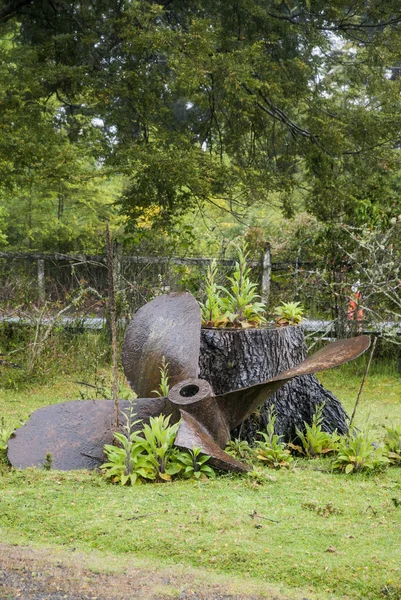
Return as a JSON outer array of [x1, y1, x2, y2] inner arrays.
[[122, 293, 201, 397], [216, 335, 371, 430], [175, 410, 251, 473], [7, 397, 169, 470]]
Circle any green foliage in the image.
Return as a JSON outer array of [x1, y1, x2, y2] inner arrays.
[[200, 246, 266, 328], [0, 418, 12, 452], [200, 259, 222, 327], [274, 302, 305, 327], [102, 403, 157, 486], [293, 404, 340, 458], [384, 425, 401, 465], [333, 427, 389, 474], [175, 447, 215, 480], [225, 438, 253, 462], [254, 407, 293, 469], [42, 452, 54, 471], [151, 356, 170, 398], [102, 410, 214, 485], [136, 415, 182, 482]]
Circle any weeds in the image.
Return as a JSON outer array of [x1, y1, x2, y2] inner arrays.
[[384, 425, 401, 465], [200, 246, 266, 328], [151, 356, 170, 397], [102, 410, 215, 485], [254, 407, 293, 469], [333, 427, 389, 473], [292, 404, 340, 458]]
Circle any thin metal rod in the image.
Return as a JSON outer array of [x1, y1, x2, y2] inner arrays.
[[349, 336, 377, 430]]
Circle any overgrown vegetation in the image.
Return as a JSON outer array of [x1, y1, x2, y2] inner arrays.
[[200, 246, 266, 328], [102, 411, 215, 485], [274, 302, 305, 327]]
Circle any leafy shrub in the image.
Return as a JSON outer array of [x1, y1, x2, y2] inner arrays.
[[200, 259, 223, 326], [292, 404, 340, 458], [137, 415, 183, 481], [175, 447, 216, 480], [102, 408, 215, 485], [384, 425, 401, 465], [254, 407, 293, 469], [102, 403, 155, 485], [200, 246, 266, 328], [274, 301, 305, 326], [333, 427, 389, 474], [225, 438, 253, 462]]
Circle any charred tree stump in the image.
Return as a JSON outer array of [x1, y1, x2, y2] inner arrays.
[[199, 326, 348, 444]]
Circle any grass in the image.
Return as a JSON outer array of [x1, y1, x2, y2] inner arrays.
[[1, 361, 401, 599]]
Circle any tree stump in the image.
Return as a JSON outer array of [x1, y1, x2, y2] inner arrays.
[[199, 326, 348, 443]]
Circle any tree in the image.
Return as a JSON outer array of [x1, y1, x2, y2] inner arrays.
[[1, 0, 401, 240]]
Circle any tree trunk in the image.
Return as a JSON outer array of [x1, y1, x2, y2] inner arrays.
[[199, 326, 348, 443]]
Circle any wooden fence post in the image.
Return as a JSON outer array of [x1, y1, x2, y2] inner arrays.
[[106, 223, 119, 430], [260, 242, 271, 306], [37, 259, 45, 305]]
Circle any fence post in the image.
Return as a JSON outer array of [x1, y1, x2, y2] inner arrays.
[[260, 242, 271, 306], [106, 223, 119, 430], [37, 259, 45, 305]]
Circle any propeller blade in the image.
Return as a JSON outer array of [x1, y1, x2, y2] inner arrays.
[[216, 335, 371, 430], [122, 293, 201, 397], [7, 397, 169, 470], [175, 410, 251, 473]]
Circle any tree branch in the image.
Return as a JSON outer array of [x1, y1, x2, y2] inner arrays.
[[0, 0, 34, 22]]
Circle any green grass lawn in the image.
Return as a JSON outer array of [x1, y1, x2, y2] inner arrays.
[[1, 365, 401, 600]]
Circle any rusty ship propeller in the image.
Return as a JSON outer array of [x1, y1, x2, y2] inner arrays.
[[8, 293, 370, 473]]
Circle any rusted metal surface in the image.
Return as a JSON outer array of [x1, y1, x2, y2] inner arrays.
[[121, 293, 201, 397], [174, 410, 251, 473], [217, 335, 371, 430], [7, 397, 169, 470], [168, 335, 371, 469]]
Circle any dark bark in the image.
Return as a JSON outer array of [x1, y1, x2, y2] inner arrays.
[[199, 326, 348, 443]]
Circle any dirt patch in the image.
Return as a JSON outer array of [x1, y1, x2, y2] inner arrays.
[[0, 543, 296, 600]]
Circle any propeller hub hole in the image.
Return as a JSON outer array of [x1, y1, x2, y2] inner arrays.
[[179, 384, 199, 398]]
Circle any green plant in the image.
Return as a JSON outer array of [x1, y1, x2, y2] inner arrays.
[[292, 404, 340, 458], [254, 407, 293, 469], [175, 447, 215, 480], [0, 419, 12, 452], [384, 424, 401, 464], [43, 452, 53, 471], [333, 427, 389, 474], [225, 438, 253, 462], [102, 403, 155, 486], [274, 301, 305, 327], [200, 246, 266, 329], [136, 414, 183, 481], [151, 356, 170, 397], [102, 409, 214, 484], [200, 259, 223, 326], [218, 246, 266, 328]]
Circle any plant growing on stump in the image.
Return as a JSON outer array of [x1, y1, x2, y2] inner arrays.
[[200, 246, 266, 328], [274, 301, 305, 327]]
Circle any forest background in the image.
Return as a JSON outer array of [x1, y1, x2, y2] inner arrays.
[[1, 0, 401, 366]]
